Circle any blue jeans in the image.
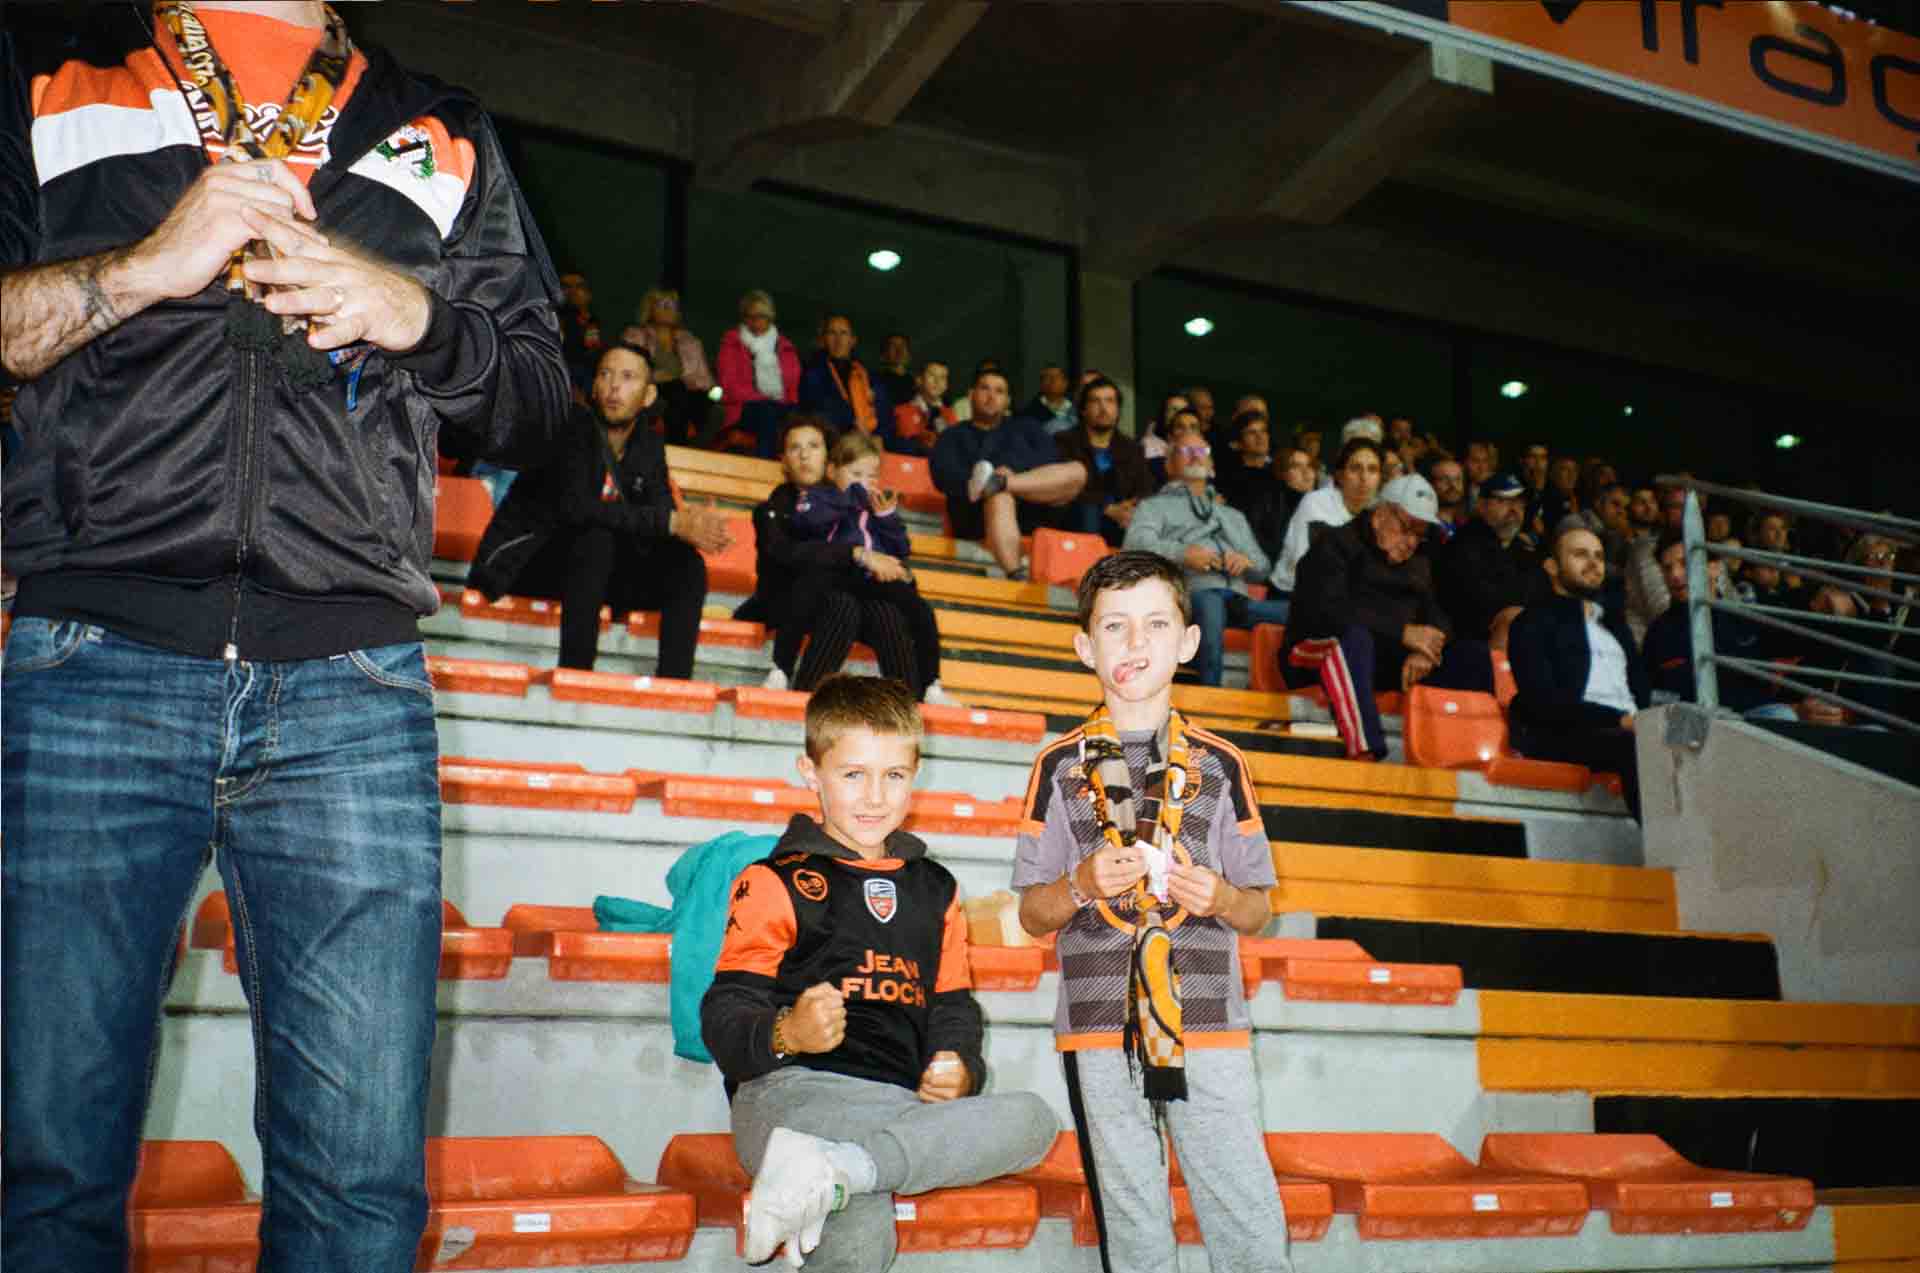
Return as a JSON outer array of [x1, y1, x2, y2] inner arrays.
[[2, 621, 443, 1273], [1190, 588, 1292, 687]]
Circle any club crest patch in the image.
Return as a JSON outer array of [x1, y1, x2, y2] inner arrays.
[[864, 878, 898, 923], [375, 123, 437, 181], [793, 869, 829, 903]]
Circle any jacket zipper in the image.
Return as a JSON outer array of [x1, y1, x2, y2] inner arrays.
[[224, 349, 263, 663]]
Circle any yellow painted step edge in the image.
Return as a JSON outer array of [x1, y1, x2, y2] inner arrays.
[[1481, 991, 1920, 1048], [1477, 1037, 1920, 1097], [1273, 840, 1677, 903]]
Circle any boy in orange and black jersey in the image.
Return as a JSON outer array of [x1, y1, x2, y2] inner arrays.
[[702, 676, 1056, 1272]]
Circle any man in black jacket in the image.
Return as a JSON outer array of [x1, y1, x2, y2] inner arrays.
[[469, 344, 731, 674], [0, 4, 568, 1269], [1435, 469, 1546, 647], [1282, 476, 1494, 760], [1507, 527, 1649, 820], [1051, 376, 1154, 546]]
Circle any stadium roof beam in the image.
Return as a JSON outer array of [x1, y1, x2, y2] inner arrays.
[[1085, 39, 1493, 280], [698, 0, 989, 191]]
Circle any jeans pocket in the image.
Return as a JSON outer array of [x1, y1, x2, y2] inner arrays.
[[345, 642, 435, 698], [1, 618, 96, 675]]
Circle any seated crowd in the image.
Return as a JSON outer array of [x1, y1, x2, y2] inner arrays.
[[472, 274, 1915, 825]]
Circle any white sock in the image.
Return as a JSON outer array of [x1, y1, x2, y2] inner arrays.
[[823, 1141, 878, 1196]]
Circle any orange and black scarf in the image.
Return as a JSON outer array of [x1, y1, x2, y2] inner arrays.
[[155, 1, 352, 385], [1079, 705, 1192, 1123]]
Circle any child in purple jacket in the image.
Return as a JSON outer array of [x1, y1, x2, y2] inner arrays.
[[787, 432, 952, 703]]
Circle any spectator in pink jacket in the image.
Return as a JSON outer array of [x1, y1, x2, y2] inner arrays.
[[622, 287, 715, 445], [714, 288, 801, 456]]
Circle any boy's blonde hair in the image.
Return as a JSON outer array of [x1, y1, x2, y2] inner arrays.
[[804, 675, 923, 762], [828, 430, 883, 471]]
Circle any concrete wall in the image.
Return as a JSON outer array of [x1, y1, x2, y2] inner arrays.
[[1638, 705, 1920, 1004]]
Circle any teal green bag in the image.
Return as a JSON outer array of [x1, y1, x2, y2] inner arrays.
[[594, 830, 779, 1064]]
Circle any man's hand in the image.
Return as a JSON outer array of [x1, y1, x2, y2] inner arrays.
[[1166, 862, 1232, 917], [136, 159, 324, 306], [1104, 499, 1137, 529], [867, 486, 900, 518], [1619, 714, 1636, 733], [1797, 696, 1849, 726], [783, 983, 846, 1054], [1076, 843, 1146, 900], [672, 500, 734, 553], [1811, 587, 1858, 620], [242, 205, 431, 353], [1222, 550, 1252, 578], [917, 1051, 969, 1103], [1183, 544, 1221, 573], [1401, 623, 1447, 661], [862, 550, 909, 583], [1401, 651, 1437, 692]]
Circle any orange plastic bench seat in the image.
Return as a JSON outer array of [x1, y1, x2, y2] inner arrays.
[[1250, 623, 1286, 692], [503, 904, 599, 956], [880, 453, 947, 516], [428, 656, 534, 697], [1479, 1134, 1813, 1234], [1264, 1133, 1588, 1239], [724, 685, 810, 721], [699, 516, 759, 594], [905, 792, 1023, 837], [192, 896, 511, 980], [433, 476, 494, 563], [1018, 1133, 1331, 1246], [647, 777, 1020, 836], [540, 669, 721, 714], [1484, 755, 1592, 793], [628, 612, 768, 649], [1276, 956, 1463, 1005], [423, 1136, 695, 1267], [1028, 528, 1110, 589], [918, 702, 1048, 743], [967, 944, 1045, 992], [1404, 686, 1509, 771], [1239, 935, 1370, 979], [131, 1140, 261, 1273], [441, 756, 588, 774], [440, 762, 639, 814], [461, 588, 609, 631]]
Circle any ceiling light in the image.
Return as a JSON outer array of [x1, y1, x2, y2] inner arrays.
[[1184, 316, 1214, 337], [1775, 433, 1802, 450], [867, 249, 901, 272], [1500, 380, 1529, 399], [1622, 405, 1635, 416]]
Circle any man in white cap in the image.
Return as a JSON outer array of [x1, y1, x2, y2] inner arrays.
[[1278, 474, 1495, 760]]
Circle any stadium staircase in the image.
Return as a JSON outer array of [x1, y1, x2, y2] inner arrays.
[[86, 449, 1919, 1271]]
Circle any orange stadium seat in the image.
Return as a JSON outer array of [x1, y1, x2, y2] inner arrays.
[[656, 1134, 1039, 1254], [1263, 1133, 1589, 1239], [422, 1136, 696, 1267], [427, 656, 535, 697], [540, 668, 721, 714], [879, 452, 946, 515], [460, 588, 608, 631], [1276, 955, 1463, 1005], [433, 476, 495, 563], [1478, 1134, 1813, 1234], [192, 896, 511, 980], [1403, 686, 1509, 770], [1029, 528, 1110, 589], [439, 761, 639, 813], [966, 944, 1045, 992], [1250, 623, 1287, 692], [130, 1140, 260, 1273], [502, 904, 598, 956], [500, 906, 673, 982], [701, 515, 759, 594], [628, 613, 768, 649]]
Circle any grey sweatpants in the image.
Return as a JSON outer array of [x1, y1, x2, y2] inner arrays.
[[1064, 1047, 1292, 1273], [732, 1067, 1059, 1273]]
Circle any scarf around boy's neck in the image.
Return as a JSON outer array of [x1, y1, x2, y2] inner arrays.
[[1078, 703, 1192, 1120]]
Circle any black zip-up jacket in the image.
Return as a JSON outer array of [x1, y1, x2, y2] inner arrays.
[[730, 482, 858, 631], [1506, 595, 1650, 741], [1281, 512, 1449, 668], [702, 813, 987, 1099], [1434, 517, 1548, 641], [465, 403, 673, 598], [1, 7, 567, 660]]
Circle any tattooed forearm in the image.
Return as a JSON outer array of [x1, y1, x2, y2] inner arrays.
[[0, 245, 147, 381]]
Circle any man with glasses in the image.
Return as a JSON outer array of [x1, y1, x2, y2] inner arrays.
[[1280, 475, 1494, 760], [1125, 413, 1287, 686]]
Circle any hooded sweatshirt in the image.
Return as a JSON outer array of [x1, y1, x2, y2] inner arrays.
[[1123, 480, 1272, 596], [702, 814, 985, 1098]]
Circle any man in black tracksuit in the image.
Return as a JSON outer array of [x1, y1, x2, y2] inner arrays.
[[1, 4, 567, 1268], [1281, 476, 1494, 759], [1434, 469, 1547, 645], [467, 343, 729, 674]]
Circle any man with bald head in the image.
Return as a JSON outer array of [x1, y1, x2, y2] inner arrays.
[[1505, 527, 1649, 821]]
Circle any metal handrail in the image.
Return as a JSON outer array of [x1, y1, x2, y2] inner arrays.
[[1659, 474, 1920, 546], [1679, 485, 1918, 739]]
